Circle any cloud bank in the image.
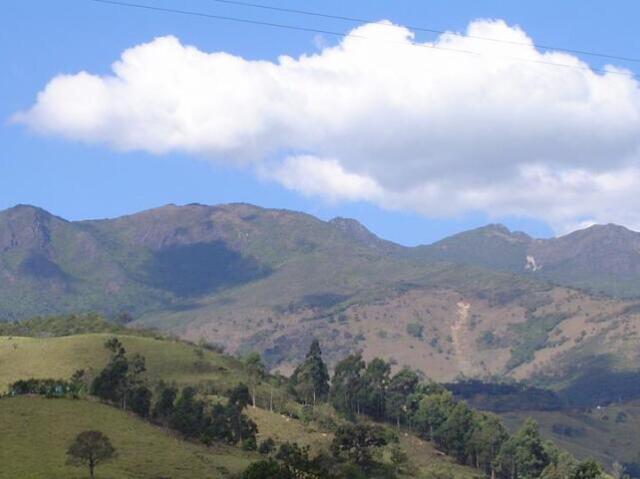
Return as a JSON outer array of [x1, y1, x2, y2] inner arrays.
[[14, 20, 640, 232]]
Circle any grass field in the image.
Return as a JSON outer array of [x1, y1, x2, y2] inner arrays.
[[0, 333, 248, 393], [0, 396, 254, 479]]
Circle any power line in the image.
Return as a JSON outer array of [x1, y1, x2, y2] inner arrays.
[[90, 0, 638, 80], [208, 0, 640, 65]]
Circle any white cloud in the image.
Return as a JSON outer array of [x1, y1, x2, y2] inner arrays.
[[13, 20, 640, 232]]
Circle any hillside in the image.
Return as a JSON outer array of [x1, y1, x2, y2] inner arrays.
[[0, 330, 483, 479], [4, 204, 640, 393], [413, 223, 640, 298], [0, 395, 482, 479], [500, 401, 640, 472], [0, 333, 252, 394], [0, 396, 253, 479]]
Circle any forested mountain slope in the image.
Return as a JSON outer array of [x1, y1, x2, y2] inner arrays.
[[3, 204, 640, 394]]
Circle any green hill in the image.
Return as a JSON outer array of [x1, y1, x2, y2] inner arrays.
[[0, 396, 253, 479], [0, 333, 246, 393], [0, 331, 484, 479]]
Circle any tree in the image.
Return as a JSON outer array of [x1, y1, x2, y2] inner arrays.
[[385, 368, 419, 428], [91, 340, 129, 404], [229, 383, 253, 410], [360, 358, 391, 420], [289, 340, 330, 406], [330, 353, 365, 416], [437, 401, 474, 463], [227, 384, 257, 444], [331, 423, 387, 471], [496, 419, 550, 479], [570, 459, 604, 479], [69, 369, 87, 398], [244, 352, 266, 408], [258, 437, 276, 455], [152, 382, 177, 421], [468, 413, 508, 476], [413, 390, 455, 441], [241, 459, 295, 479], [91, 338, 147, 411], [201, 403, 233, 445], [170, 386, 204, 438], [127, 385, 152, 418], [540, 451, 577, 479], [276, 441, 329, 477], [66, 430, 116, 479]]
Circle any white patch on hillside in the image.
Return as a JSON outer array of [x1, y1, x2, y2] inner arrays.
[[525, 255, 541, 272]]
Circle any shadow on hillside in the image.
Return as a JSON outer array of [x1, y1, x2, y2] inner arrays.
[[144, 241, 271, 297]]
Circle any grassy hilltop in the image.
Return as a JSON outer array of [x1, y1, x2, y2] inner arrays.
[[0, 333, 244, 393]]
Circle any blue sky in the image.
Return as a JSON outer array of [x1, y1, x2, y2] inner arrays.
[[3, 1, 640, 245]]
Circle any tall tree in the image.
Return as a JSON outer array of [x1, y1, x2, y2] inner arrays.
[[413, 390, 455, 441], [360, 357, 391, 420], [152, 382, 177, 421], [227, 384, 257, 445], [437, 401, 475, 463], [496, 419, 550, 479], [385, 368, 419, 428], [468, 412, 508, 476], [170, 386, 204, 438], [330, 353, 365, 416], [244, 352, 266, 408], [91, 338, 146, 411], [90, 340, 129, 405], [290, 340, 330, 406], [66, 430, 116, 479]]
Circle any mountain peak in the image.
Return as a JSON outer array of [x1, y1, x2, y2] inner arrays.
[[559, 222, 638, 243], [329, 217, 400, 252], [2, 204, 53, 216]]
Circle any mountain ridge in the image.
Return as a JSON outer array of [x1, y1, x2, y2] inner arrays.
[[4, 202, 640, 393]]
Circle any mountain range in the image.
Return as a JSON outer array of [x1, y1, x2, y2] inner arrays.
[[3, 202, 640, 399]]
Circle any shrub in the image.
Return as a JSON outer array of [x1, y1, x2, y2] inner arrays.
[[406, 323, 424, 339]]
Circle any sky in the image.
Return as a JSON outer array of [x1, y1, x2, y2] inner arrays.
[[3, 1, 640, 245]]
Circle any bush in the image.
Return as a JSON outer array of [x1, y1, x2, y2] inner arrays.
[[242, 437, 257, 451], [258, 437, 276, 455], [406, 323, 424, 339], [241, 459, 294, 479]]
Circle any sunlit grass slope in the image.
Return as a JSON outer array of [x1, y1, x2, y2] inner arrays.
[[0, 333, 246, 392], [0, 396, 253, 479]]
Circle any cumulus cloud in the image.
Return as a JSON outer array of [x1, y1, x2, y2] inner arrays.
[[13, 20, 640, 232]]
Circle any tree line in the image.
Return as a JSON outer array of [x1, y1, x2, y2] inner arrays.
[[7, 336, 608, 479], [283, 340, 606, 479]]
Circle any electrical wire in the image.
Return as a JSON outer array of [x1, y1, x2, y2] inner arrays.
[[207, 0, 640, 65], [89, 0, 639, 80]]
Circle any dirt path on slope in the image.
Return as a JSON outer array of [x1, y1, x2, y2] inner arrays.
[[451, 301, 474, 375]]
